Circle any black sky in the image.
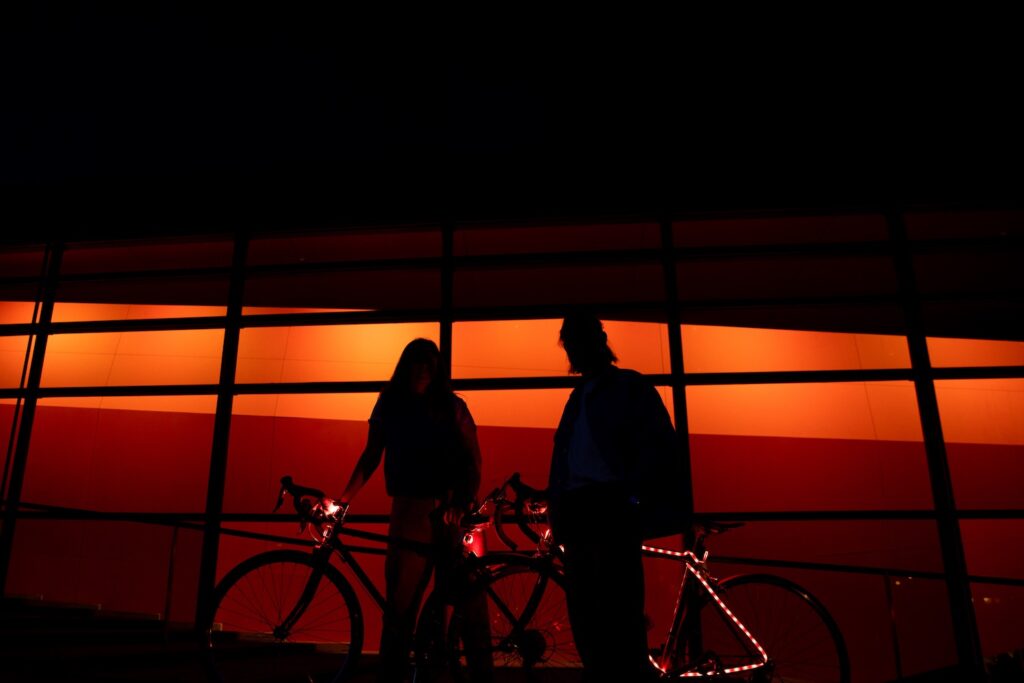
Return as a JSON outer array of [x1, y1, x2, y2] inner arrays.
[[3, 7, 1021, 239]]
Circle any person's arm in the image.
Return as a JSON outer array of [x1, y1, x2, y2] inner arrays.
[[340, 420, 385, 506], [445, 400, 483, 525]]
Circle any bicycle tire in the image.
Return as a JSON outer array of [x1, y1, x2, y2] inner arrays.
[[693, 573, 850, 683], [203, 550, 364, 683], [445, 555, 581, 682]]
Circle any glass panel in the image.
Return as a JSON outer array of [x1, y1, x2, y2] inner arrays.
[[680, 302, 908, 338], [0, 335, 32, 388], [707, 520, 944, 573], [217, 521, 387, 659], [919, 298, 1022, 344], [0, 245, 45, 278], [674, 213, 888, 247], [961, 521, 1024, 580], [682, 324, 910, 373], [227, 393, 381, 514], [454, 263, 664, 308], [7, 520, 202, 623], [904, 210, 1024, 240], [236, 323, 439, 384], [60, 237, 233, 274], [248, 226, 441, 265], [708, 563, 900, 683], [454, 222, 660, 256], [935, 379, 1024, 509], [452, 319, 670, 378], [24, 396, 216, 511], [677, 254, 900, 301], [888, 576, 959, 678], [244, 268, 440, 312], [710, 552, 957, 678], [0, 283, 42, 324], [53, 274, 229, 321], [462, 387, 673, 498], [40, 330, 224, 387], [1, 400, 16, 462], [928, 337, 1024, 368], [688, 382, 932, 511], [913, 245, 1022, 296], [972, 583, 1024, 659]]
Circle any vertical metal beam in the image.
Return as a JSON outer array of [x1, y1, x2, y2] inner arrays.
[[660, 218, 695, 522], [440, 223, 454, 379], [886, 210, 985, 680], [0, 243, 63, 594], [194, 235, 248, 629]]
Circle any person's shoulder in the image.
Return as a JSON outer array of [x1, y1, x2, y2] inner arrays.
[[609, 366, 649, 386], [451, 393, 476, 423]]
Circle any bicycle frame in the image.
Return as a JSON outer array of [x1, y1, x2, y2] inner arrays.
[[643, 544, 769, 679]]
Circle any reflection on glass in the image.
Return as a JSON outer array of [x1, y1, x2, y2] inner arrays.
[[971, 583, 1024, 658]]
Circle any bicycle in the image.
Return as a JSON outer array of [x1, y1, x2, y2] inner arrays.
[[446, 478, 850, 683], [201, 474, 574, 683]]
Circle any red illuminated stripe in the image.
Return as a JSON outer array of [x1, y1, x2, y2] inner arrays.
[[645, 548, 769, 678]]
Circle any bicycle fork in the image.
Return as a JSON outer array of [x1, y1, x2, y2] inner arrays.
[[656, 563, 695, 674], [272, 554, 330, 640]]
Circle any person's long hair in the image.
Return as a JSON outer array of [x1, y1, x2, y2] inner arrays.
[[384, 338, 455, 418]]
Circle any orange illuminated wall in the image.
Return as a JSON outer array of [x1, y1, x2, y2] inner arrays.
[[5, 301, 1023, 670], [236, 323, 439, 384]]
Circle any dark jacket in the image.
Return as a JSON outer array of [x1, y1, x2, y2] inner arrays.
[[548, 365, 687, 539]]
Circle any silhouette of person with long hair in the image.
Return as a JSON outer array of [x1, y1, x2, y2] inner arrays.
[[548, 312, 679, 682], [340, 338, 491, 683]]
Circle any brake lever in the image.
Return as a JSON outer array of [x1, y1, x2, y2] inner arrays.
[[274, 475, 294, 513]]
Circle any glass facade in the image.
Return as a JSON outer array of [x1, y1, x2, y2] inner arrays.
[[1, 212, 1021, 681]]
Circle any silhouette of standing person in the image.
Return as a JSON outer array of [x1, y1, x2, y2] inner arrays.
[[548, 312, 678, 683], [340, 338, 491, 683]]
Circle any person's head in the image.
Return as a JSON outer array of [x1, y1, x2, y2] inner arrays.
[[390, 338, 444, 395], [559, 311, 617, 375]]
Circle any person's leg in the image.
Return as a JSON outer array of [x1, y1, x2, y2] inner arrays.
[[555, 486, 655, 683], [440, 526, 495, 683], [378, 497, 437, 683], [587, 509, 653, 682], [553, 486, 611, 679]]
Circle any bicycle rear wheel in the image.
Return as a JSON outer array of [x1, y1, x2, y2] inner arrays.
[[204, 550, 364, 683], [696, 573, 850, 683], [446, 556, 581, 682]]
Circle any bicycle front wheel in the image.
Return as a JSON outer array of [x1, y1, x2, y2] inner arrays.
[[697, 573, 850, 683], [447, 557, 581, 682], [204, 550, 364, 683]]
